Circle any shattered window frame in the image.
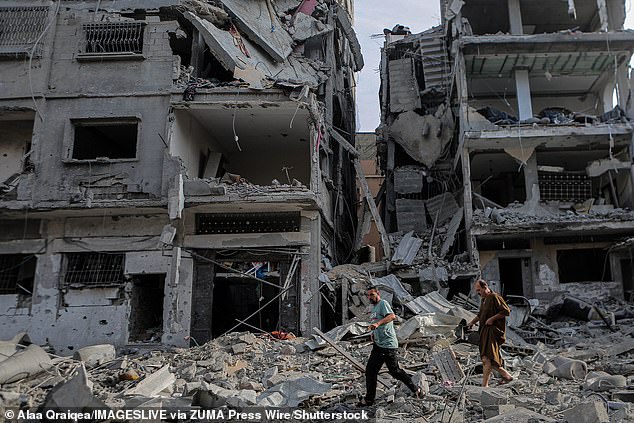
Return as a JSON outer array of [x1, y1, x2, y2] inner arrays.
[[78, 21, 146, 60], [62, 252, 126, 289], [65, 117, 141, 163], [0, 254, 36, 296]]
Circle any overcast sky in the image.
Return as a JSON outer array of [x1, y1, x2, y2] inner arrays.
[[353, 0, 634, 132]]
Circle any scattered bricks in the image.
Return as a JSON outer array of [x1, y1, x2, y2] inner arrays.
[[483, 404, 515, 419], [481, 389, 508, 407], [280, 344, 296, 355], [544, 390, 561, 405], [562, 400, 609, 423], [232, 343, 248, 355]]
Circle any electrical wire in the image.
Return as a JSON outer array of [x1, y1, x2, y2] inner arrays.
[[28, 0, 62, 123]]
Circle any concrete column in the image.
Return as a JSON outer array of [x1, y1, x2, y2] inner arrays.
[[508, 0, 523, 35], [299, 211, 320, 335], [523, 151, 539, 201], [514, 69, 533, 120]]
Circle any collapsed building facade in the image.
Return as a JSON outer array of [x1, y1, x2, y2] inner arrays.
[[378, 0, 634, 303], [0, 0, 362, 354]]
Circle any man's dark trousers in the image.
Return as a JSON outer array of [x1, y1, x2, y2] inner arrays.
[[365, 344, 417, 402]]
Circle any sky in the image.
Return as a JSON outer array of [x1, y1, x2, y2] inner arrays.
[[353, 0, 634, 133]]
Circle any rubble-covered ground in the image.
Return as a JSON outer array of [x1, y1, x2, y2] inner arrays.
[[1, 287, 633, 422]]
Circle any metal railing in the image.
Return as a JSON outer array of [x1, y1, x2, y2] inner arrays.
[[82, 22, 144, 55], [0, 6, 49, 56]]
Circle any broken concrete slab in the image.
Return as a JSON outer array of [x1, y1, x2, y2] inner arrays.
[[219, 0, 293, 62], [396, 312, 463, 343], [396, 199, 427, 233], [483, 407, 555, 422], [73, 344, 116, 368], [184, 12, 324, 88], [124, 365, 176, 397], [44, 366, 108, 411], [562, 400, 609, 423], [257, 376, 331, 407], [334, 7, 363, 71], [0, 344, 52, 384], [291, 12, 333, 42], [388, 105, 454, 167]]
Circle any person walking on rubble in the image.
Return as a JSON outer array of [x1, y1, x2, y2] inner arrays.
[[467, 279, 514, 387], [357, 287, 422, 406]]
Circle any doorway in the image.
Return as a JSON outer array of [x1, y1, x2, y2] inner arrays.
[[499, 258, 524, 296], [128, 274, 165, 343]]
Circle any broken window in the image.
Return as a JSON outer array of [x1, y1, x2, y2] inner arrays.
[[0, 254, 36, 296], [0, 6, 48, 57], [557, 248, 611, 283], [81, 22, 144, 56], [63, 253, 125, 288], [128, 274, 165, 343], [196, 212, 301, 234], [0, 119, 35, 186], [71, 119, 138, 160]]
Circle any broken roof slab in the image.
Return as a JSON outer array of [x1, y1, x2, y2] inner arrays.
[[472, 219, 634, 238], [465, 124, 632, 151], [184, 12, 323, 88], [218, 0, 293, 62], [460, 32, 634, 55]]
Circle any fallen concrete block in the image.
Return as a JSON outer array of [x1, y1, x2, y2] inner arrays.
[[481, 389, 509, 407], [124, 365, 175, 397], [257, 376, 331, 407], [73, 344, 116, 368], [279, 344, 296, 355], [484, 404, 515, 419], [582, 371, 627, 392], [44, 366, 108, 411], [483, 406, 555, 422], [544, 390, 561, 405], [543, 356, 587, 380], [231, 343, 248, 355], [226, 389, 257, 409], [562, 400, 609, 423], [0, 344, 52, 384]]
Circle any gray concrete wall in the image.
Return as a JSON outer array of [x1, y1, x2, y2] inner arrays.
[[0, 214, 192, 355]]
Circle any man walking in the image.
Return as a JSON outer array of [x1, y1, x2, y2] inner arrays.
[[358, 287, 422, 406], [467, 279, 514, 387]]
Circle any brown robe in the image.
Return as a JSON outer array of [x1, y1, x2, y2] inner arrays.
[[477, 292, 511, 368]]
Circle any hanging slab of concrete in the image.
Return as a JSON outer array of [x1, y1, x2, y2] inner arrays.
[[586, 157, 631, 177], [291, 12, 333, 42], [388, 105, 454, 167], [219, 0, 293, 62], [184, 12, 322, 87], [334, 8, 363, 71]]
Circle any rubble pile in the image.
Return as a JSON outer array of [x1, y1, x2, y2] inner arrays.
[[474, 203, 634, 226], [1, 293, 634, 422]]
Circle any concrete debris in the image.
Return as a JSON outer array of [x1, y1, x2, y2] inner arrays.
[[73, 344, 116, 368], [0, 344, 52, 384], [1, 308, 634, 423]]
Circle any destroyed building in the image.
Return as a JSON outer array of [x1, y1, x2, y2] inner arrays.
[[0, 0, 363, 354], [378, 0, 634, 304]]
